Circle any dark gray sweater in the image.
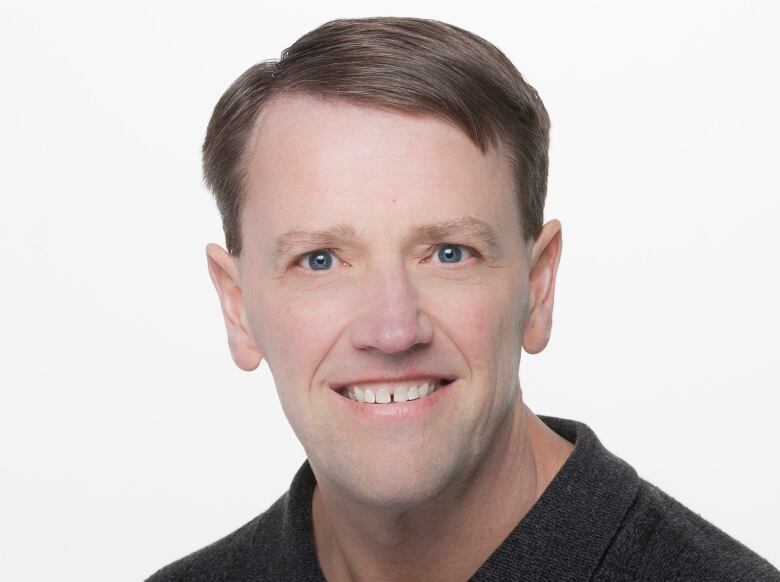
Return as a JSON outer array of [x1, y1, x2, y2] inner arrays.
[[146, 416, 779, 581]]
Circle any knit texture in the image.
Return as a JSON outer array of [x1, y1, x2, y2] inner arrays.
[[146, 416, 779, 581]]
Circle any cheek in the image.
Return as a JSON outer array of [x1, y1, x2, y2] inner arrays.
[[252, 288, 347, 384], [247, 289, 349, 441], [428, 281, 521, 372]]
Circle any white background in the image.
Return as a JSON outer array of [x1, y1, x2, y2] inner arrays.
[[1, 1, 778, 579]]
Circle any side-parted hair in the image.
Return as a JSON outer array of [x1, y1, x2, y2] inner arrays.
[[203, 17, 550, 256]]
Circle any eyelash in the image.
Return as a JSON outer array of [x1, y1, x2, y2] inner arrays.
[[293, 244, 478, 273], [421, 243, 477, 265]]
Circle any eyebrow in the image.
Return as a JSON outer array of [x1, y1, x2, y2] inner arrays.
[[411, 216, 501, 257], [271, 224, 358, 267], [270, 216, 501, 267]]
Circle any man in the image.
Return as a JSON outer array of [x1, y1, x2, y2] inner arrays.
[[148, 17, 778, 581]]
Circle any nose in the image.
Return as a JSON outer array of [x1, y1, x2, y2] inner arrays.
[[348, 261, 434, 354]]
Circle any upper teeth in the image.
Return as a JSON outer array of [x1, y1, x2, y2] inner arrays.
[[342, 381, 442, 404]]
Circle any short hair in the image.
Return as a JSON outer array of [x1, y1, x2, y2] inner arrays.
[[203, 16, 551, 257]]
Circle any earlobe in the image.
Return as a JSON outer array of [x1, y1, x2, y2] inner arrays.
[[522, 220, 563, 355], [205, 243, 264, 371]]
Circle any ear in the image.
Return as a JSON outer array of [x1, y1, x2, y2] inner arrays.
[[205, 243, 264, 371], [522, 220, 563, 354]]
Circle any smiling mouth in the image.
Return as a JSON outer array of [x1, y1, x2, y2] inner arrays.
[[337, 378, 454, 404]]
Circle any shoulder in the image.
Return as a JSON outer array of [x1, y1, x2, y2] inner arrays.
[[145, 460, 322, 582], [144, 496, 290, 582], [595, 478, 780, 581]]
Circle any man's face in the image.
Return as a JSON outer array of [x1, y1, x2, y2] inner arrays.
[[211, 95, 548, 507]]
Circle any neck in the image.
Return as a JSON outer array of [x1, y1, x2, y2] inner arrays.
[[311, 398, 573, 582]]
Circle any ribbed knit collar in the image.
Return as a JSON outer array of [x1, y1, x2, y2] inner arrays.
[[275, 415, 641, 581]]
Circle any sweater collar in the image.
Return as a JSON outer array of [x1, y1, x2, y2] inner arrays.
[[471, 415, 641, 580], [283, 415, 641, 581]]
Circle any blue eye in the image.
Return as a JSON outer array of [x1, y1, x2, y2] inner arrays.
[[303, 250, 333, 271], [436, 244, 466, 263]]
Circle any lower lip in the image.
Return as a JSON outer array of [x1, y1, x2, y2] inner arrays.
[[329, 381, 455, 422]]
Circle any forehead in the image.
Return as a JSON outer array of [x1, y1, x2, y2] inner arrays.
[[241, 95, 519, 249]]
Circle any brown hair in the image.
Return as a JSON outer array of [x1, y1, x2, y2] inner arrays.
[[203, 17, 550, 257]]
